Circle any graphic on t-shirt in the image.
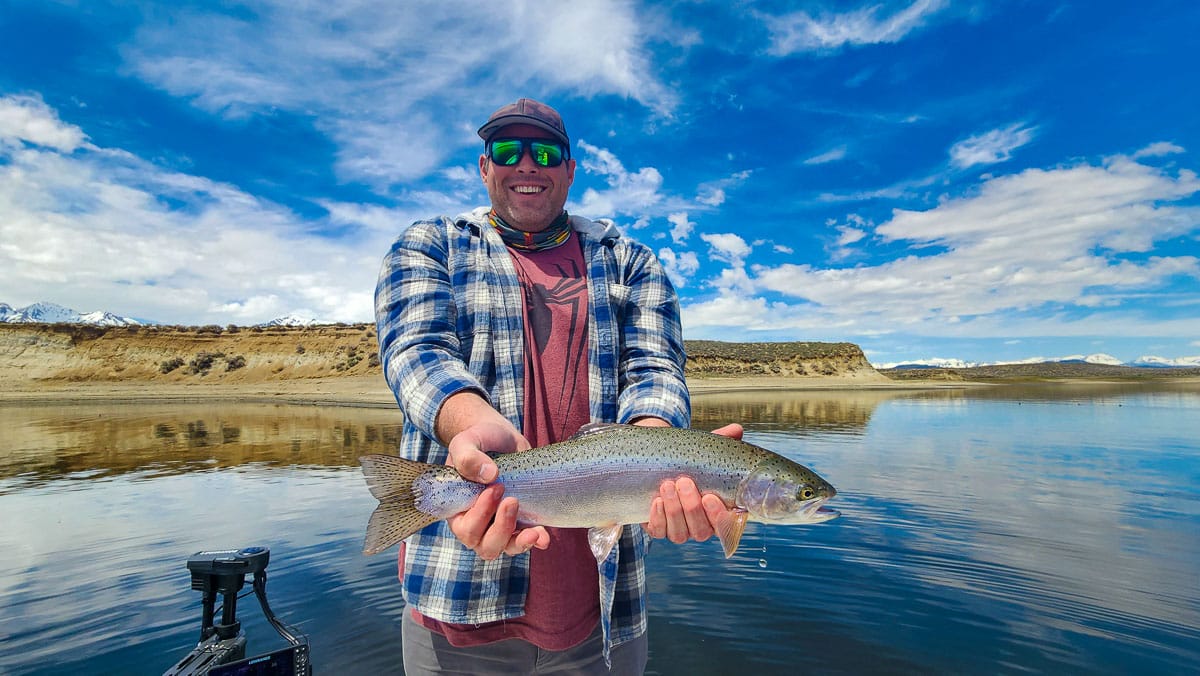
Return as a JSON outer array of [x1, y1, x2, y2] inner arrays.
[[512, 253, 590, 444]]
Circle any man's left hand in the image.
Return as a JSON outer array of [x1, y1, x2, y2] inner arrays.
[[643, 423, 744, 543]]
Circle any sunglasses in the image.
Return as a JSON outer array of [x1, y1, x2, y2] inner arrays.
[[487, 137, 569, 168]]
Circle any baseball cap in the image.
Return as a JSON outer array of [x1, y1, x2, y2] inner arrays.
[[477, 98, 570, 148]]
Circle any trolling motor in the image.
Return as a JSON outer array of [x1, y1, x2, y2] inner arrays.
[[164, 546, 311, 676]]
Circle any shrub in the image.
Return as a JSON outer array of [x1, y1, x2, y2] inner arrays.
[[187, 352, 225, 375], [226, 355, 246, 371], [160, 357, 185, 374]]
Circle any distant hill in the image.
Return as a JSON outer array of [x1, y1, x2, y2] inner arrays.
[[881, 361, 1200, 380], [0, 324, 885, 384]]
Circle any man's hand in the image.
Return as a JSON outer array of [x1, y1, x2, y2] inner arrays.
[[644, 423, 744, 543], [437, 394, 551, 560]]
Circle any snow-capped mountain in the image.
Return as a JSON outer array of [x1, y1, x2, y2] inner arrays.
[[0, 302, 142, 326], [880, 357, 981, 369], [260, 313, 322, 327], [874, 353, 1192, 369], [1131, 355, 1200, 368], [1001, 353, 1125, 366]]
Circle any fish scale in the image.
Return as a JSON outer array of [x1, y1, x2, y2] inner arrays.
[[359, 423, 838, 560]]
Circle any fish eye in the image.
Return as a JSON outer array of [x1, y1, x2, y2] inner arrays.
[[799, 487, 815, 500]]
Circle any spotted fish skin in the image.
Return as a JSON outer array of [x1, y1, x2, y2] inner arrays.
[[359, 423, 838, 558]]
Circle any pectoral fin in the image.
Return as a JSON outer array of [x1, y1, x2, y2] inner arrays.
[[714, 508, 750, 559], [588, 525, 623, 562]]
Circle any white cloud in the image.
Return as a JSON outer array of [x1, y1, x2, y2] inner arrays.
[[573, 140, 665, 218], [657, 247, 700, 288], [1133, 141, 1185, 159], [0, 96, 383, 325], [804, 146, 848, 165], [700, 232, 752, 265], [950, 123, 1037, 169], [747, 153, 1200, 330], [762, 0, 948, 55], [121, 1, 676, 190], [668, 212, 695, 244], [0, 94, 88, 152], [695, 170, 752, 206]]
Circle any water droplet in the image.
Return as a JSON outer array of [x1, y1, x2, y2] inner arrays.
[[758, 559, 768, 568]]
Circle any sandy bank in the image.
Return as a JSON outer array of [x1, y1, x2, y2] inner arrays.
[[0, 373, 980, 407]]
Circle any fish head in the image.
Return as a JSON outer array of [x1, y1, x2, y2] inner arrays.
[[739, 458, 839, 525]]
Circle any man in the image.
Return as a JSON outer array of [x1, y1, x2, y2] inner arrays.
[[375, 98, 736, 674]]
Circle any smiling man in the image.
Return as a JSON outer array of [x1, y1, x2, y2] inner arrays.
[[374, 98, 737, 674]]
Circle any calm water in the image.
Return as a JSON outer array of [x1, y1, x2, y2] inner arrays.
[[1, 383, 1198, 674]]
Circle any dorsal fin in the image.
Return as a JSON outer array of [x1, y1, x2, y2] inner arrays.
[[569, 422, 636, 440]]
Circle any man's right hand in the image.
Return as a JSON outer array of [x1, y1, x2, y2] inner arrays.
[[442, 417, 551, 560]]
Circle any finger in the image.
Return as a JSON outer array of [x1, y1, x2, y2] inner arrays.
[[711, 423, 743, 440], [676, 477, 713, 542], [447, 443, 498, 483], [643, 497, 667, 539], [702, 493, 731, 523], [476, 497, 521, 560], [505, 526, 550, 556], [447, 484, 503, 549], [660, 480, 688, 544]]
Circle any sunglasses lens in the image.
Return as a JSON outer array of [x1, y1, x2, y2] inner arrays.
[[490, 139, 523, 166], [531, 141, 564, 167], [489, 139, 566, 167]]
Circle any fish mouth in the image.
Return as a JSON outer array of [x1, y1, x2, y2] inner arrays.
[[800, 498, 840, 523]]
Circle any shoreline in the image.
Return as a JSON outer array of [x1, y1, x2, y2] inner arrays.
[[7, 374, 1195, 407]]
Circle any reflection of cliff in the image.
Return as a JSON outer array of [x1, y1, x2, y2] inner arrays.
[[691, 390, 937, 434], [0, 403, 404, 483]]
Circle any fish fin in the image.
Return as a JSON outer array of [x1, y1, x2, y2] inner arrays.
[[359, 454, 434, 502], [363, 502, 440, 555], [570, 422, 635, 440], [359, 454, 440, 555], [588, 525, 623, 562], [714, 509, 750, 559]]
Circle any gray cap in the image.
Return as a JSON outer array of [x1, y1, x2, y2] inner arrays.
[[477, 98, 569, 147]]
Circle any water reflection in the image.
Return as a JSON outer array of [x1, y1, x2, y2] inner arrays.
[[0, 403, 404, 488], [691, 389, 907, 434], [1, 383, 1198, 675]]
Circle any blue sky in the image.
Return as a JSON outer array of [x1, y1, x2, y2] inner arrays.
[[1, 1, 1197, 366]]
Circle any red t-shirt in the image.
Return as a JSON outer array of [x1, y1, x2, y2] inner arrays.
[[415, 235, 599, 649]]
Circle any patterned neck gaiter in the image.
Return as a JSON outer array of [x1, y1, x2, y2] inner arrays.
[[490, 210, 572, 252]]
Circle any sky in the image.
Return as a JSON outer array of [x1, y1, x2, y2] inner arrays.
[[1, 1, 1198, 366]]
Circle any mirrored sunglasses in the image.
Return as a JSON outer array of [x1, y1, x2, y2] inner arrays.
[[487, 137, 568, 167]]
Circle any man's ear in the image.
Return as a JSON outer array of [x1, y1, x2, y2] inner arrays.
[[478, 154, 489, 182]]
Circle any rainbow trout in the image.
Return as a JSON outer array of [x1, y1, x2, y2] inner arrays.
[[359, 423, 838, 561]]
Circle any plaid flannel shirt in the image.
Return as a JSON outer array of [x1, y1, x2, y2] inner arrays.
[[374, 206, 690, 658]]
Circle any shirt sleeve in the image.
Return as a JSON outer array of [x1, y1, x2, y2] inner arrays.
[[374, 219, 487, 448], [614, 241, 691, 428]]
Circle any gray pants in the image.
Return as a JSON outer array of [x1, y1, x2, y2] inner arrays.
[[401, 610, 648, 675]]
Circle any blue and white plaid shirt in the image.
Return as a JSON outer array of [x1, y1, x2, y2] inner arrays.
[[374, 206, 690, 658]]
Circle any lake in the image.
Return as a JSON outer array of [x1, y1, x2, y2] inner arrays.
[[1, 382, 1198, 674]]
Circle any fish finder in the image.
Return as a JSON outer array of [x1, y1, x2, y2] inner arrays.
[[163, 546, 311, 676]]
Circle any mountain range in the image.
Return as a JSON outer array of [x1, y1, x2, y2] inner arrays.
[[0, 301, 320, 329], [4, 301, 1197, 368], [0, 301, 143, 327], [874, 354, 1200, 369]]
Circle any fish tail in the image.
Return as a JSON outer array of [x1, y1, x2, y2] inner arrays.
[[359, 454, 442, 555]]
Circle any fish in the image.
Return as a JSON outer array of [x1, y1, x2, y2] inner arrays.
[[359, 423, 839, 561]]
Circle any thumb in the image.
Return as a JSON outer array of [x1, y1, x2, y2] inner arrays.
[[447, 434, 499, 483]]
